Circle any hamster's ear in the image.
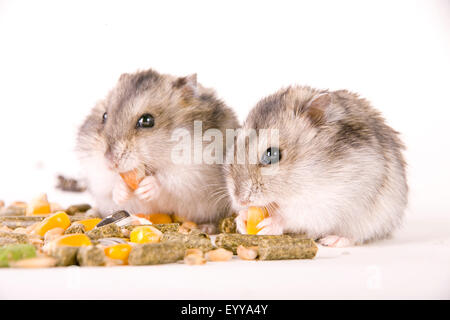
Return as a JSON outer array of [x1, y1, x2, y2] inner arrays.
[[173, 74, 199, 107], [304, 93, 332, 126], [173, 74, 198, 94]]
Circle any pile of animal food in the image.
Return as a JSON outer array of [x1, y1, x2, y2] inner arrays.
[[0, 194, 317, 268]]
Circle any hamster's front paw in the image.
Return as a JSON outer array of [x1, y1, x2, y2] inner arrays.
[[318, 235, 354, 247], [235, 209, 248, 234], [256, 217, 283, 235], [135, 175, 160, 202], [112, 179, 133, 205], [198, 223, 217, 235]]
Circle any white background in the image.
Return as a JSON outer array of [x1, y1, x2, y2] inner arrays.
[[0, 0, 449, 299]]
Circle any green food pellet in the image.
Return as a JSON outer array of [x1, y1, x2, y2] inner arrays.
[[0, 244, 37, 267]]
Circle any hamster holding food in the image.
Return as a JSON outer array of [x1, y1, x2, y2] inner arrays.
[[225, 86, 408, 247], [76, 68, 239, 224]]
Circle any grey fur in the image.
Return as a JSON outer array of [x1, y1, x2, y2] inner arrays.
[[226, 86, 408, 244], [76, 68, 239, 223]]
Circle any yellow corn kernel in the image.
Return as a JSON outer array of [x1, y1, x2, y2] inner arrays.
[[26, 194, 51, 216], [54, 234, 92, 247], [136, 213, 172, 224], [76, 218, 102, 231], [130, 226, 162, 244], [104, 244, 132, 263], [120, 168, 144, 191], [35, 211, 71, 237], [246, 207, 269, 235]]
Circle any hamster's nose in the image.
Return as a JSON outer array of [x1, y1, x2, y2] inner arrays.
[[238, 199, 250, 206], [104, 148, 117, 169]]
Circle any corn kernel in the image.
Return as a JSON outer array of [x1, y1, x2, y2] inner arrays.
[[130, 226, 162, 244], [104, 244, 132, 263], [34, 211, 71, 237], [26, 194, 51, 216], [136, 213, 172, 224], [76, 218, 102, 231], [181, 221, 198, 230], [54, 234, 92, 247], [120, 168, 144, 191], [246, 207, 269, 235]]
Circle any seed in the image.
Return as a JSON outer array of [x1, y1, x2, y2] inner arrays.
[[185, 248, 203, 256], [181, 221, 198, 231], [184, 252, 206, 265], [10, 256, 56, 268], [29, 236, 44, 247], [237, 245, 258, 260], [13, 227, 27, 234], [44, 227, 65, 243], [25, 222, 40, 235], [105, 257, 125, 267], [206, 248, 233, 262], [178, 226, 190, 234]]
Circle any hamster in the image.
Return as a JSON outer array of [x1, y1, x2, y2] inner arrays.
[[76, 68, 239, 224], [225, 86, 408, 247]]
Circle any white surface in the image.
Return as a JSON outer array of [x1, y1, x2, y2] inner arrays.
[[0, 0, 449, 299], [1, 212, 449, 300]]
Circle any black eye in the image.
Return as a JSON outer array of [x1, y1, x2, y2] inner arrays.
[[136, 114, 155, 128], [260, 147, 281, 165], [102, 112, 108, 124]]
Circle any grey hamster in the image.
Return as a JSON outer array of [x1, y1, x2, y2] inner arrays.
[[76, 68, 239, 224], [225, 86, 408, 246]]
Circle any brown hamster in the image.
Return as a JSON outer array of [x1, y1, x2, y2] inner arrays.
[[225, 86, 408, 247], [76, 68, 239, 224]]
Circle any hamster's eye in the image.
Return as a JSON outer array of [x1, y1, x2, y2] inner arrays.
[[260, 147, 281, 165], [102, 112, 108, 124], [136, 114, 155, 128]]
